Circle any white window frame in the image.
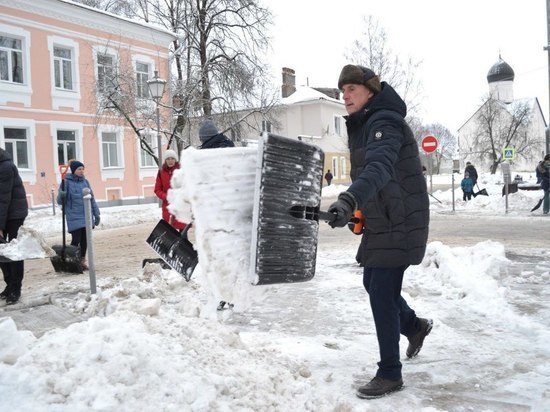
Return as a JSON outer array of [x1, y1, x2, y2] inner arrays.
[[139, 129, 157, 168], [0, 24, 32, 106], [132, 54, 154, 100], [261, 120, 272, 133], [97, 124, 124, 181], [339, 156, 347, 179], [331, 156, 339, 179], [0, 117, 36, 183], [50, 122, 83, 177], [93, 46, 118, 98], [334, 115, 343, 136], [48, 36, 80, 110]]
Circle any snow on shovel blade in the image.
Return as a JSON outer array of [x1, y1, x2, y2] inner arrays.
[[1, 226, 56, 263], [50, 244, 83, 274], [146, 219, 198, 281]]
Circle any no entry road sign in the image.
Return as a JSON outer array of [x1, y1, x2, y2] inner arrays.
[[421, 135, 438, 154]]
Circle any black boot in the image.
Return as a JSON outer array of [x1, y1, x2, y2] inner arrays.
[[6, 290, 20, 305], [356, 377, 403, 399], [0, 286, 9, 299], [406, 318, 433, 358]]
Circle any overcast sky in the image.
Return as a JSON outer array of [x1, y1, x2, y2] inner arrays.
[[268, 0, 549, 133]]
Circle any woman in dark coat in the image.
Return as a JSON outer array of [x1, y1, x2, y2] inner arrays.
[[0, 148, 29, 304]]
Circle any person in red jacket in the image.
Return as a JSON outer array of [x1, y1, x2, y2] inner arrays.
[[154, 149, 188, 232]]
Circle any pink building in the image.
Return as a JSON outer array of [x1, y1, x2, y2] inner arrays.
[[0, 0, 175, 208]]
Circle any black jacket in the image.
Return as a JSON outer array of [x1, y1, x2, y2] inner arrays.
[[0, 148, 28, 230], [346, 82, 429, 267], [199, 133, 235, 149]]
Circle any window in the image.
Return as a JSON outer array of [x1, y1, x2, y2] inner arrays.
[[57, 130, 76, 165], [0, 35, 23, 84], [261, 120, 272, 133], [54, 46, 73, 90], [101, 131, 119, 167], [4, 127, 29, 168], [340, 156, 347, 178], [136, 62, 150, 99], [97, 53, 115, 94], [334, 115, 343, 136], [140, 131, 156, 167], [331, 156, 339, 178]]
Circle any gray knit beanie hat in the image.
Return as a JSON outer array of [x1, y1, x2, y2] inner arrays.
[[199, 120, 219, 142], [338, 64, 381, 94]]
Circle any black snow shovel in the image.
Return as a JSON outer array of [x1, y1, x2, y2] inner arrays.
[[50, 165, 83, 274], [473, 184, 489, 197], [531, 197, 544, 212], [145, 220, 198, 281]]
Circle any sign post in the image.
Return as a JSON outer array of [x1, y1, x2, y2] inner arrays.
[[421, 135, 439, 193]]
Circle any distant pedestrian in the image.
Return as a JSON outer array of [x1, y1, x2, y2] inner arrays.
[[461, 172, 474, 201], [324, 169, 333, 186], [155, 149, 188, 233], [57, 160, 100, 270], [0, 147, 29, 304], [198, 119, 235, 310], [536, 154, 550, 214], [464, 162, 478, 186]]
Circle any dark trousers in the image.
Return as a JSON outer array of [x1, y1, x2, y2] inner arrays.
[[463, 190, 473, 201], [363, 265, 419, 380], [0, 218, 25, 294], [70, 227, 87, 258]]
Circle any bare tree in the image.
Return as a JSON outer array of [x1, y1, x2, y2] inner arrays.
[[141, 0, 277, 147], [344, 16, 423, 117], [74, 0, 278, 160], [472, 96, 538, 173]]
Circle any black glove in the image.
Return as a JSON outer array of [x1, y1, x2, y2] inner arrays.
[[59, 190, 66, 199], [327, 191, 356, 228], [94, 215, 101, 226]]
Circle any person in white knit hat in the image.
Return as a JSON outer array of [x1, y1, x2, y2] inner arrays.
[[154, 148, 189, 232]]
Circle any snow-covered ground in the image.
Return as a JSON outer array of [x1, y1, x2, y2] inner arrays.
[[0, 167, 549, 411]]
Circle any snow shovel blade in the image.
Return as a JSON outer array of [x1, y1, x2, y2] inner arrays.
[[476, 188, 489, 196], [531, 198, 543, 212], [50, 245, 83, 274], [250, 133, 325, 285], [146, 219, 198, 281]]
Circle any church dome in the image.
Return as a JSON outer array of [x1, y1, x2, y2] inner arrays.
[[487, 57, 515, 83]]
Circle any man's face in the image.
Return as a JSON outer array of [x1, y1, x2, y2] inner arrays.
[[341, 84, 374, 114]]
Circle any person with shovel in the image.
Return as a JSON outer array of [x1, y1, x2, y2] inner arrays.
[[464, 161, 478, 186], [0, 147, 28, 304], [57, 160, 100, 270], [327, 64, 431, 399], [155, 149, 189, 233]]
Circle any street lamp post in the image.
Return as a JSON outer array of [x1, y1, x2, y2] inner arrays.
[[147, 70, 166, 169]]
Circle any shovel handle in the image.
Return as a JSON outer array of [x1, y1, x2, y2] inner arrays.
[[318, 211, 336, 223], [318, 210, 361, 225]]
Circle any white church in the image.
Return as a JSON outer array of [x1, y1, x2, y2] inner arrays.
[[457, 56, 547, 172]]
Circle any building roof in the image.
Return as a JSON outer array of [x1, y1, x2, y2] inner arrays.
[[281, 86, 341, 105], [487, 57, 515, 83]]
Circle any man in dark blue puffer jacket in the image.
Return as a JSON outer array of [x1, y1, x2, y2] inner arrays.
[[328, 64, 431, 399], [0, 147, 29, 304]]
